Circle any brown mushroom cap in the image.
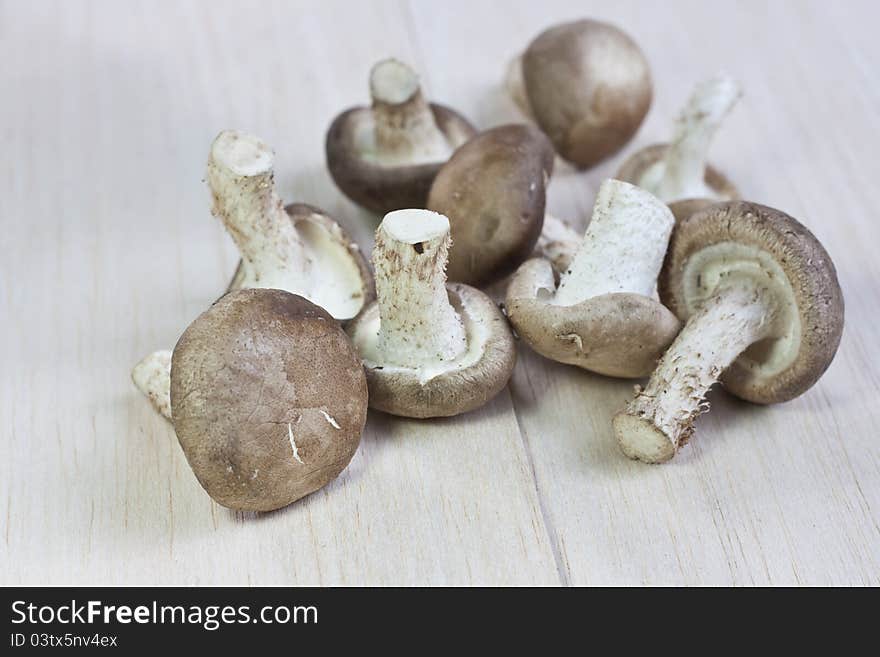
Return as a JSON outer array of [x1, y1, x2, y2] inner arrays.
[[616, 143, 739, 203], [519, 19, 652, 168], [326, 104, 476, 216], [347, 283, 516, 418], [667, 197, 719, 224], [427, 124, 555, 286], [659, 201, 844, 403], [170, 288, 368, 511], [228, 203, 375, 320], [506, 259, 680, 378]]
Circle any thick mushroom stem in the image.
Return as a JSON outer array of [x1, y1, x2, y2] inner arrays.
[[614, 282, 778, 463], [131, 350, 172, 421], [207, 130, 308, 291], [644, 76, 741, 202], [553, 179, 674, 306], [369, 59, 452, 165], [372, 209, 467, 368]]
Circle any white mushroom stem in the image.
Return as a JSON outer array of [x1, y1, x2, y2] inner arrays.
[[372, 209, 467, 368], [645, 75, 742, 202], [369, 59, 451, 165], [615, 282, 778, 463], [132, 350, 172, 421], [553, 179, 674, 306], [207, 130, 309, 291]]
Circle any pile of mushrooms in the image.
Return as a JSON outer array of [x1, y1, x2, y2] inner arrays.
[[132, 16, 846, 516]]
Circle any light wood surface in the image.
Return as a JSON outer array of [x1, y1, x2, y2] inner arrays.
[[2, 0, 878, 586]]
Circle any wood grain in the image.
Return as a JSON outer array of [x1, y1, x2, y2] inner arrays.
[[1, 0, 877, 585]]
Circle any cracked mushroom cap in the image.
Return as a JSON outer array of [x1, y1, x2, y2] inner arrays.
[[506, 259, 680, 379], [170, 288, 368, 512], [348, 283, 515, 417], [325, 59, 476, 215], [660, 201, 844, 403], [227, 202, 375, 320], [616, 143, 739, 203], [427, 124, 555, 286], [517, 19, 652, 168]]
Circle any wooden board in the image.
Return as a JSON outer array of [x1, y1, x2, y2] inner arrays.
[[1, 0, 878, 585]]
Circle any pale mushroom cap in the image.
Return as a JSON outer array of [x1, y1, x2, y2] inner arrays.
[[506, 258, 681, 378], [347, 283, 516, 418], [170, 288, 368, 512], [520, 19, 652, 168], [427, 124, 555, 286], [660, 201, 844, 403], [227, 202, 375, 321], [616, 143, 739, 202]]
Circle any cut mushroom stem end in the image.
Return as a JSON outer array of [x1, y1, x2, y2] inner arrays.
[[614, 282, 778, 463], [369, 59, 452, 165], [373, 209, 467, 369], [348, 208, 516, 417], [209, 130, 372, 321], [132, 349, 172, 421], [614, 201, 845, 463], [208, 130, 307, 291]]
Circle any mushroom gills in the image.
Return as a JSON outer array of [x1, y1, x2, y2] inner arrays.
[[360, 59, 455, 167], [353, 209, 488, 385], [231, 212, 367, 320], [209, 130, 369, 321], [680, 241, 801, 380], [352, 287, 492, 386]]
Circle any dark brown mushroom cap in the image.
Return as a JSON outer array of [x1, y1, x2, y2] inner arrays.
[[427, 124, 555, 287], [227, 203, 375, 322], [325, 104, 476, 216], [170, 288, 368, 512], [521, 19, 652, 168], [660, 201, 844, 403], [506, 259, 680, 378], [616, 143, 739, 202], [347, 283, 516, 418]]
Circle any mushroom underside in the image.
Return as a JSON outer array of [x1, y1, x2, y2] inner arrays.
[[349, 283, 516, 418], [616, 143, 739, 203], [660, 201, 844, 404], [326, 104, 476, 215], [228, 203, 374, 321]]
